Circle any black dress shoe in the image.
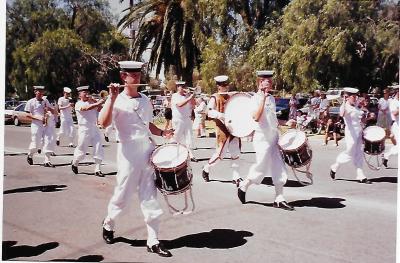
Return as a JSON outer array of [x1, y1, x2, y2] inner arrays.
[[102, 227, 114, 244], [330, 170, 336, 180], [190, 157, 198, 162], [27, 156, 33, 165], [104, 136, 109, 142], [37, 149, 41, 154], [202, 170, 209, 182], [382, 158, 388, 168], [147, 243, 172, 257], [68, 144, 74, 148], [56, 140, 60, 146], [237, 188, 246, 204], [232, 178, 243, 187], [95, 171, 105, 177], [273, 201, 295, 211], [359, 178, 372, 184], [44, 162, 55, 168], [71, 164, 78, 174]]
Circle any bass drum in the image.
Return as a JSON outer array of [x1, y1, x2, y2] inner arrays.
[[151, 143, 192, 195], [224, 93, 256, 138], [278, 130, 312, 168]]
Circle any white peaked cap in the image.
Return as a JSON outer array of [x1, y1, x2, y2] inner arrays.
[[118, 61, 144, 70], [77, 86, 89, 92], [33, 86, 45, 90], [63, 87, 72, 93], [176, 81, 186, 85], [343, 87, 359, 94], [214, 75, 229, 83], [256, 70, 274, 77]]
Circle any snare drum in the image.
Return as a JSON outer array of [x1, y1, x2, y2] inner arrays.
[[224, 93, 256, 138], [363, 126, 385, 155], [278, 130, 312, 168], [151, 143, 192, 195]]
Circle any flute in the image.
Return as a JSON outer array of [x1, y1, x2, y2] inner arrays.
[[107, 84, 147, 88]]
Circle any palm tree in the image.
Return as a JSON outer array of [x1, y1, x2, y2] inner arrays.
[[118, 0, 201, 85]]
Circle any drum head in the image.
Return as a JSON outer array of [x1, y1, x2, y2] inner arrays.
[[224, 93, 256, 138], [151, 144, 189, 169], [278, 130, 307, 151], [363, 126, 385, 142]]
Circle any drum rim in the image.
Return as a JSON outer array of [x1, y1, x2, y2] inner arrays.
[[224, 92, 255, 138], [278, 130, 308, 151], [363, 126, 386, 142], [150, 143, 189, 170]]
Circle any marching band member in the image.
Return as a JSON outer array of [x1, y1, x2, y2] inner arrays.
[[71, 86, 105, 177], [383, 86, 399, 167], [56, 87, 75, 147], [99, 61, 173, 257], [201, 75, 242, 185], [329, 88, 371, 184], [171, 81, 197, 162], [237, 71, 294, 211], [193, 97, 207, 138], [25, 86, 57, 167]]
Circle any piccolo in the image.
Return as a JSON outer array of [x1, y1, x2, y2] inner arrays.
[[107, 84, 147, 88]]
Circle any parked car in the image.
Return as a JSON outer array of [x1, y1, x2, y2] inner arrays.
[[12, 102, 31, 126], [5, 107, 14, 124], [275, 97, 308, 120]]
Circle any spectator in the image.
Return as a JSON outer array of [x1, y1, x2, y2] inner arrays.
[[288, 94, 298, 120], [377, 88, 392, 136], [323, 117, 340, 147]]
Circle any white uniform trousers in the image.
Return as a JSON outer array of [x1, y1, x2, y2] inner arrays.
[[244, 132, 288, 202], [203, 137, 241, 181], [331, 130, 366, 180], [58, 118, 74, 144], [103, 139, 163, 247], [172, 119, 195, 158], [72, 125, 104, 170], [384, 122, 399, 159]]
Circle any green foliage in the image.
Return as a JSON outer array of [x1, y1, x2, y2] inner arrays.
[[248, 0, 399, 93], [7, 0, 129, 99], [199, 38, 229, 94]]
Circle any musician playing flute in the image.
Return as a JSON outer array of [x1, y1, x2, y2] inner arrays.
[[98, 61, 173, 257], [71, 86, 105, 177], [329, 88, 371, 184], [236, 71, 294, 211], [25, 85, 57, 167], [202, 75, 243, 185], [171, 81, 197, 162], [56, 87, 75, 147]]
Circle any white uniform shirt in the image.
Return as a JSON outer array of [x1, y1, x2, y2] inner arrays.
[[341, 103, 363, 133], [75, 100, 98, 128], [109, 92, 153, 142], [251, 92, 279, 140], [24, 98, 52, 125], [389, 98, 399, 126], [171, 93, 192, 120], [58, 97, 73, 120], [194, 101, 207, 116]]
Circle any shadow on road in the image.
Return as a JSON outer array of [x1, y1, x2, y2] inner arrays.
[[4, 152, 28, 156], [50, 255, 104, 262], [336, 177, 397, 184], [290, 197, 346, 209], [261, 177, 308, 188], [247, 197, 346, 209], [2, 241, 59, 260], [114, 229, 253, 250], [4, 185, 67, 194]]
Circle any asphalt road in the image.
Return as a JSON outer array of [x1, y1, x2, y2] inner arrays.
[[2, 124, 398, 263]]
